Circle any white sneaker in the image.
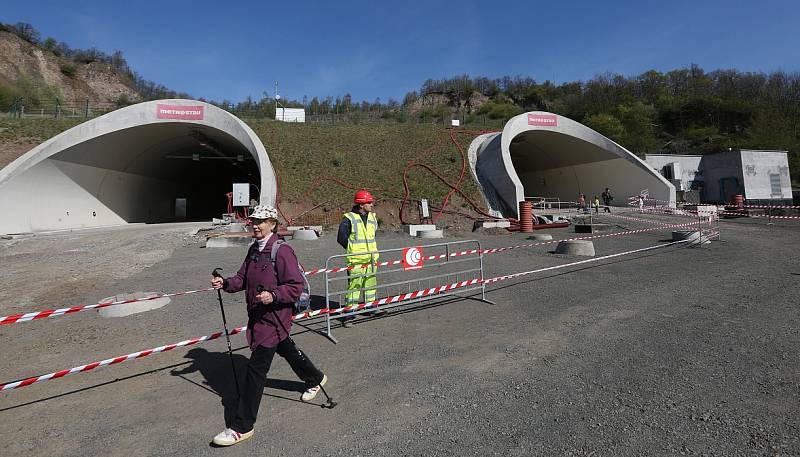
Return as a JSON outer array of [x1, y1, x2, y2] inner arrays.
[[212, 427, 254, 446], [301, 374, 328, 401]]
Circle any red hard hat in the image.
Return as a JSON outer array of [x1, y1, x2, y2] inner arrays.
[[354, 189, 374, 204]]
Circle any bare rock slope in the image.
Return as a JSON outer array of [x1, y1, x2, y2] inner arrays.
[[0, 31, 138, 103]]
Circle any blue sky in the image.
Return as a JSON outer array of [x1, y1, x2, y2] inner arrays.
[[4, 0, 799, 103]]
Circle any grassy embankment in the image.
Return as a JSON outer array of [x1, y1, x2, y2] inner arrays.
[[0, 118, 486, 227]]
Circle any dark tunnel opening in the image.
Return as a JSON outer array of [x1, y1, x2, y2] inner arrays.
[[47, 122, 261, 223]]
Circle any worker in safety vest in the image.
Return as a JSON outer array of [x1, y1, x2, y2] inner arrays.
[[337, 189, 383, 327]]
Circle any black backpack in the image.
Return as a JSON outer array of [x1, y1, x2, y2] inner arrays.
[[267, 239, 312, 313]]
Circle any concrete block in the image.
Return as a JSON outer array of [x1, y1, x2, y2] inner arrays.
[[528, 233, 553, 241], [98, 292, 171, 318], [403, 224, 437, 237], [292, 229, 319, 240], [554, 240, 595, 256], [478, 220, 511, 229], [287, 225, 322, 233], [205, 236, 254, 248], [417, 229, 444, 238], [226, 223, 249, 233]]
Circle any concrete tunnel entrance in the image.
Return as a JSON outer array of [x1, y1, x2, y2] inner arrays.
[[50, 123, 260, 222], [0, 99, 277, 234], [508, 129, 622, 201], [468, 111, 675, 218]]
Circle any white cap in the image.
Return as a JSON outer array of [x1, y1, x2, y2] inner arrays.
[[249, 205, 279, 220]]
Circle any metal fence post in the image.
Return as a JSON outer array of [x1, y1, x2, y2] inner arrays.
[[477, 241, 488, 303], [323, 259, 337, 344], [697, 211, 703, 249]]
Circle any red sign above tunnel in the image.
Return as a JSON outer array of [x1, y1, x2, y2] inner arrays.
[[156, 104, 205, 120], [527, 113, 557, 127]]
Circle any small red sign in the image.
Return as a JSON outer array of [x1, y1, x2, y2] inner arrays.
[[156, 104, 204, 120], [402, 246, 424, 271], [527, 113, 557, 127]]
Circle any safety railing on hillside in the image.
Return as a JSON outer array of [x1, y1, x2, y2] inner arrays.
[[5, 99, 119, 119], [4, 100, 512, 128]]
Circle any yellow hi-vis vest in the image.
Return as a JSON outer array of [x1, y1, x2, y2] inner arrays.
[[344, 211, 379, 265]]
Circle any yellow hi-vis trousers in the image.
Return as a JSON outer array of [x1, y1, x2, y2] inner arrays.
[[345, 264, 377, 306]]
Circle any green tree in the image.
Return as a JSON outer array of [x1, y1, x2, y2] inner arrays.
[[583, 113, 625, 143], [618, 102, 658, 153], [42, 37, 57, 53]]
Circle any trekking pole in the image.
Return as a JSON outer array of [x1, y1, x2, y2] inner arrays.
[[212, 268, 241, 398], [257, 285, 337, 409], [318, 384, 338, 409]]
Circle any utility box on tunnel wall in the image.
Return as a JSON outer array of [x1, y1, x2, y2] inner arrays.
[[232, 183, 250, 206]]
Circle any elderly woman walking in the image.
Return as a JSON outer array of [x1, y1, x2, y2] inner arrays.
[[210, 205, 327, 447]]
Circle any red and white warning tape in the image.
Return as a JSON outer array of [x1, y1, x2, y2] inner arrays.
[[303, 250, 481, 276], [1, 237, 705, 392], [0, 288, 215, 326], [0, 326, 246, 391], [0, 280, 482, 392], [732, 204, 800, 209], [479, 220, 706, 255], [626, 195, 800, 211], [627, 196, 672, 205], [599, 212, 671, 225], [483, 238, 691, 284], [719, 212, 800, 219], [306, 220, 707, 276], [291, 278, 482, 320], [629, 207, 698, 217], [1, 220, 711, 327]]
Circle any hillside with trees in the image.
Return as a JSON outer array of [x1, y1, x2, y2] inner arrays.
[[225, 69, 799, 181], [405, 69, 799, 162], [1, 22, 797, 182]]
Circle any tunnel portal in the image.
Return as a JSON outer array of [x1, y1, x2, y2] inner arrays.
[[0, 100, 276, 234]]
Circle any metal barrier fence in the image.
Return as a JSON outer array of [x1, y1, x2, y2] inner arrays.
[[4, 100, 511, 128], [5, 99, 119, 119], [317, 239, 488, 343], [525, 196, 579, 213]]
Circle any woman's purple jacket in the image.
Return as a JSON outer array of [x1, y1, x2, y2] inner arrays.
[[222, 234, 304, 350]]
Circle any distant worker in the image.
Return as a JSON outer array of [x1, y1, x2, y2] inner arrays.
[[337, 189, 383, 327], [577, 193, 586, 213], [638, 194, 645, 212], [601, 188, 613, 213], [593, 195, 600, 214]]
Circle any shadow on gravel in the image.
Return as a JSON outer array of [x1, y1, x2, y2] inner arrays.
[[171, 348, 249, 425], [0, 357, 198, 413], [170, 348, 312, 425]]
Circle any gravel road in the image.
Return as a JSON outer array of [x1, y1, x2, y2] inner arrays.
[[0, 214, 797, 456]]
